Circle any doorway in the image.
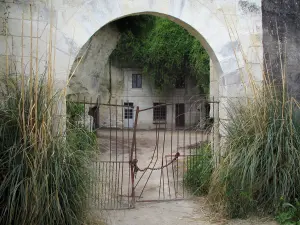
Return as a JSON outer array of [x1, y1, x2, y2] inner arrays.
[[175, 103, 185, 127], [124, 102, 134, 128], [88, 106, 100, 129]]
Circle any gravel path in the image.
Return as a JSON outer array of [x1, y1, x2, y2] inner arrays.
[[92, 198, 277, 225], [91, 130, 277, 225]]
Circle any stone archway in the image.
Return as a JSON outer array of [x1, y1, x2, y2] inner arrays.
[[0, 0, 263, 140], [51, 0, 262, 117], [55, 0, 242, 82]]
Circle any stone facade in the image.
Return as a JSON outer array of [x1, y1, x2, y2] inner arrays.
[[0, 0, 265, 147], [91, 67, 208, 130], [262, 0, 300, 99]]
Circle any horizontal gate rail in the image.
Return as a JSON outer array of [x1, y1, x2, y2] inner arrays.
[[67, 95, 219, 209]]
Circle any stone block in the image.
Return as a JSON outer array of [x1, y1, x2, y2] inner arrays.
[[0, 35, 12, 55], [6, 18, 47, 37], [4, 2, 55, 22]]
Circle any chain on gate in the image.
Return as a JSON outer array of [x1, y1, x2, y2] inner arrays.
[[82, 96, 219, 208], [130, 152, 180, 175]]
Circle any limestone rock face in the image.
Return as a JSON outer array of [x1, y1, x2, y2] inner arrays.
[[67, 24, 121, 103], [262, 0, 300, 99]]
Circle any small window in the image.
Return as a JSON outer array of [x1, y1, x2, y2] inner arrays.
[[132, 74, 142, 88], [124, 102, 134, 119], [153, 103, 167, 121]]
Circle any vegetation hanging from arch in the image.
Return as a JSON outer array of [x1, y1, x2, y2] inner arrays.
[[110, 15, 210, 94]]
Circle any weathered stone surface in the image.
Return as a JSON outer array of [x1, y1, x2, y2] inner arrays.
[[262, 0, 300, 98], [67, 24, 121, 103], [0, 0, 266, 148]]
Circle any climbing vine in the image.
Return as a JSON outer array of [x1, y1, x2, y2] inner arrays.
[[110, 15, 210, 94]]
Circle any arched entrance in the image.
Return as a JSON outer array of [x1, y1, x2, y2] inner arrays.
[[60, 1, 262, 209], [50, 0, 263, 126], [0, 0, 263, 211]]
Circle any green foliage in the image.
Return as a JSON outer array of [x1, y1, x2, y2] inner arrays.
[[66, 101, 85, 125], [209, 89, 300, 218], [184, 144, 213, 195], [0, 75, 97, 225], [111, 15, 210, 94], [276, 199, 300, 225], [67, 123, 97, 151]]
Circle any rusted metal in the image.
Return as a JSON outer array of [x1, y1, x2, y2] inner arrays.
[[68, 95, 219, 210], [129, 106, 139, 206]]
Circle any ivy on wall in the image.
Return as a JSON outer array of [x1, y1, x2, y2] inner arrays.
[[110, 15, 210, 94]]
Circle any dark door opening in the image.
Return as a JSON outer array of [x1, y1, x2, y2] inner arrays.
[[89, 106, 100, 129], [175, 103, 185, 127]]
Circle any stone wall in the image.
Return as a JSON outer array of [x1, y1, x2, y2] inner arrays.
[[262, 0, 300, 98], [0, 0, 264, 97], [67, 23, 121, 102], [0, 0, 265, 154], [84, 67, 208, 130]]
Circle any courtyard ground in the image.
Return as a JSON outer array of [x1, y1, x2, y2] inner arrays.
[[90, 129, 277, 225]]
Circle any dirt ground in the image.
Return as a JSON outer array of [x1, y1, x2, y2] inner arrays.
[[95, 199, 278, 225], [91, 129, 277, 225]]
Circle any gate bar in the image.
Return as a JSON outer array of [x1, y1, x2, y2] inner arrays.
[[130, 106, 140, 206]]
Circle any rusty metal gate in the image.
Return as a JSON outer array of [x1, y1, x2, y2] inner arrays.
[[67, 95, 219, 209]]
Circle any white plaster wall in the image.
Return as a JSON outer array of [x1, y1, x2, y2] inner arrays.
[[93, 67, 207, 130]]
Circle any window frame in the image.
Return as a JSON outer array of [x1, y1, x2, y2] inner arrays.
[[153, 103, 167, 122], [132, 74, 142, 88], [124, 102, 134, 119]]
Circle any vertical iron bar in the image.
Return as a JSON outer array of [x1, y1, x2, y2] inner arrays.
[[128, 158, 131, 208], [110, 105, 112, 161], [176, 103, 179, 197], [170, 97, 176, 198], [201, 97, 204, 152], [108, 105, 112, 208], [218, 101, 221, 165], [130, 106, 139, 205], [98, 162, 100, 208], [84, 96, 86, 129], [189, 99, 192, 194], [165, 155, 171, 198], [90, 97, 92, 132], [101, 161, 104, 209], [157, 106, 161, 199], [117, 162, 121, 208], [212, 96, 215, 165], [94, 162, 97, 207], [121, 99, 124, 207], [195, 100, 199, 182], [116, 100, 118, 161], [159, 100, 167, 200], [115, 101, 118, 208], [104, 162, 108, 209], [127, 101, 130, 207], [163, 99, 167, 199], [110, 162, 114, 209], [183, 97, 186, 198]]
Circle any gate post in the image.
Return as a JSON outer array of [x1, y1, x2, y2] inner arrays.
[[130, 106, 139, 206]]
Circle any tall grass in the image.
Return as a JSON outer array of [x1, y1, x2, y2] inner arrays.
[[0, 7, 97, 223], [184, 144, 213, 196], [0, 72, 97, 224], [209, 87, 300, 218]]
